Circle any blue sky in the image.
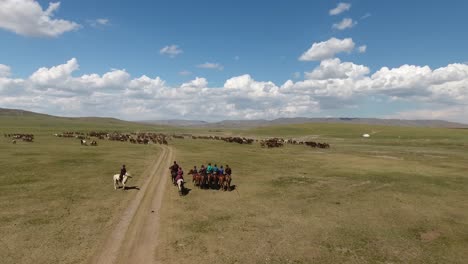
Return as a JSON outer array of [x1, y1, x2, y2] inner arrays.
[[1, 0, 468, 122]]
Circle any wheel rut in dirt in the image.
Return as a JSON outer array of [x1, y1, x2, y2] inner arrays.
[[89, 145, 174, 264]]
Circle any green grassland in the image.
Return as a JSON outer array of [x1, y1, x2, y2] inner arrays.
[[0, 116, 162, 263], [157, 124, 468, 264], [1, 114, 468, 263]]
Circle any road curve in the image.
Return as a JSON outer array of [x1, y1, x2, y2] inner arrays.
[[89, 145, 174, 264]]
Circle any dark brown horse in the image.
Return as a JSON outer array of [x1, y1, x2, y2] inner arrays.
[[208, 173, 217, 188]]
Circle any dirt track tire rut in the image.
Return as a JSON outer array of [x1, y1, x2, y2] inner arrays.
[[89, 145, 173, 264]]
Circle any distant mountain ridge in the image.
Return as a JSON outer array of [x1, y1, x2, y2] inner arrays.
[[142, 117, 468, 128], [0, 108, 124, 123], [0, 107, 52, 117], [1, 108, 466, 128]]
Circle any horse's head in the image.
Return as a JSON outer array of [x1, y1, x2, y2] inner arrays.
[[125, 173, 132, 178]]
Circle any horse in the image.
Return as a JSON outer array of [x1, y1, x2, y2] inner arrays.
[[218, 174, 225, 191], [208, 173, 218, 188], [11, 140, 16, 144], [194, 174, 202, 188], [201, 173, 209, 189], [190, 171, 202, 187], [170, 171, 177, 186], [176, 178, 185, 196], [225, 174, 232, 191], [113, 173, 132, 190]]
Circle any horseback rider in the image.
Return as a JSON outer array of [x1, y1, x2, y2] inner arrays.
[[206, 163, 213, 175], [176, 167, 184, 181], [119, 165, 126, 182], [175, 167, 184, 185], [169, 161, 179, 185], [199, 165, 206, 175], [213, 164, 219, 175], [188, 166, 198, 175], [225, 165, 232, 176], [218, 165, 224, 175]]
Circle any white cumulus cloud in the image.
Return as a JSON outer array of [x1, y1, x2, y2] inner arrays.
[[2, 58, 468, 123], [332, 18, 356, 30], [178, 70, 192, 76], [88, 18, 110, 27], [0, 64, 11, 77], [197, 62, 224, 70], [160, 45, 183, 57], [0, 0, 80, 37], [299, 38, 355, 61], [329, 3, 351, 16], [358, 45, 367, 53], [181, 77, 208, 89], [305, 58, 370, 80]]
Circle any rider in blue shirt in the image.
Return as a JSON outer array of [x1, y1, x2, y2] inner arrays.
[[218, 165, 224, 175], [213, 164, 219, 175]]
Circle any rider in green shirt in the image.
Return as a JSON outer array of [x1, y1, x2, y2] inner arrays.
[[206, 163, 213, 174]]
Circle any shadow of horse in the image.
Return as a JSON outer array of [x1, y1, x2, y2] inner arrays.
[[123, 186, 140, 191], [180, 187, 192, 196]]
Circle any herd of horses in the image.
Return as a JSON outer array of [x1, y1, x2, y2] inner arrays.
[[191, 135, 255, 144], [4, 133, 34, 143], [260, 138, 330, 148], [179, 135, 331, 149], [7, 130, 330, 150], [54, 131, 169, 145]]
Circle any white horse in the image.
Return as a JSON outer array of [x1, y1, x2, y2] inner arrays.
[[176, 178, 185, 195], [113, 173, 132, 190]]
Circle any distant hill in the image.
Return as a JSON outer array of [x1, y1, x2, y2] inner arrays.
[[140, 119, 209, 126], [0, 108, 148, 131], [0, 108, 52, 117], [142, 117, 468, 128], [1, 108, 466, 128], [0, 108, 124, 123]]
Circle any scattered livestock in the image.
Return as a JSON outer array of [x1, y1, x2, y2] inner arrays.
[[113, 173, 132, 190], [4, 133, 34, 142], [80, 139, 98, 146]]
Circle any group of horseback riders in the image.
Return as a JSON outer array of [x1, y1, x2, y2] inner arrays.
[[169, 161, 233, 192]]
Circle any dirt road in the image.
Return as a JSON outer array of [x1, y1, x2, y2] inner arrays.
[[89, 145, 174, 264]]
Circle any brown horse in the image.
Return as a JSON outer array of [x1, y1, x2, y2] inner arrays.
[[201, 173, 209, 189], [218, 174, 225, 191], [225, 175, 232, 191], [195, 174, 202, 188], [208, 173, 217, 188]]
